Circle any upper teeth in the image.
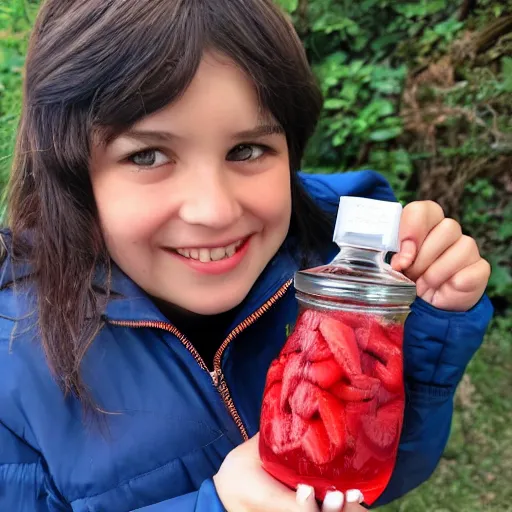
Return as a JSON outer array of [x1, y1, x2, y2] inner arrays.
[[176, 240, 243, 262]]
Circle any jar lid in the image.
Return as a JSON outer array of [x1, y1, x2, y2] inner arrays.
[[294, 264, 417, 307], [334, 196, 403, 252]]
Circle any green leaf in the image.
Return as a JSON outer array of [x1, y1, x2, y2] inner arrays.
[[369, 126, 403, 141], [499, 57, 512, 92], [276, 0, 298, 13], [497, 222, 512, 241], [332, 132, 347, 147], [434, 18, 463, 36], [340, 81, 360, 102], [353, 118, 369, 133], [488, 259, 512, 297], [323, 98, 346, 110], [0, 47, 25, 73], [369, 99, 395, 117], [371, 33, 404, 52], [394, 0, 447, 18], [493, 5, 504, 17]]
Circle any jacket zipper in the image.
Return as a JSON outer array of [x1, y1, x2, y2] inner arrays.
[[108, 279, 293, 441]]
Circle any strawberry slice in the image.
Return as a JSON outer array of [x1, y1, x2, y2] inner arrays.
[[332, 310, 369, 331], [265, 359, 285, 389], [375, 355, 402, 393], [376, 385, 399, 407], [345, 397, 378, 439], [330, 374, 380, 402], [272, 412, 309, 455], [355, 326, 370, 351], [361, 400, 402, 459], [361, 351, 378, 377], [366, 321, 400, 363], [386, 322, 404, 348], [280, 352, 305, 409], [299, 308, 321, 330], [351, 431, 375, 471], [361, 420, 398, 457], [302, 329, 332, 362], [318, 391, 347, 456], [302, 419, 335, 465], [304, 358, 344, 389], [281, 330, 302, 356], [351, 373, 381, 389], [376, 399, 403, 423], [289, 381, 319, 420], [262, 382, 309, 455], [319, 317, 361, 376], [261, 383, 284, 444]]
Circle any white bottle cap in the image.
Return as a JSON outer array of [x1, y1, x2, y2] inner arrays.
[[333, 196, 403, 252]]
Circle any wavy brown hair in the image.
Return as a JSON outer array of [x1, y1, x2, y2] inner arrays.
[[4, 0, 330, 409]]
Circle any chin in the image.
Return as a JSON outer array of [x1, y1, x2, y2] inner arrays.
[[186, 301, 241, 316], [180, 292, 247, 316]]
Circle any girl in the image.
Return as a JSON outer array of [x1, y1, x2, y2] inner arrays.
[[0, 1, 492, 511]]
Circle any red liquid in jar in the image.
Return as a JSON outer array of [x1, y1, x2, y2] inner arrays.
[[259, 309, 405, 505]]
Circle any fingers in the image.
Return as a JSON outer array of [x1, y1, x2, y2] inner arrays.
[[322, 491, 344, 512], [296, 487, 364, 512], [416, 235, 481, 293], [296, 485, 319, 511], [392, 201, 445, 272], [386, 200, 490, 311], [404, 217, 462, 281], [418, 259, 491, 311], [343, 490, 365, 511], [448, 258, 491, 293]]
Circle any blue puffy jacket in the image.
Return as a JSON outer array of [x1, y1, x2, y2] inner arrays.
[[0, 171, 493, 511]]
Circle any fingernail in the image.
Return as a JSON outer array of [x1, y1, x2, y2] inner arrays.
[[296, 484, 314, 504], [345, 489, 364, 503], [323, 490, 344, 511]]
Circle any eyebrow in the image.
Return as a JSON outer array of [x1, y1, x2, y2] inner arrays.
[[116, 123, 285, 146], [234, 124, 285, 139]]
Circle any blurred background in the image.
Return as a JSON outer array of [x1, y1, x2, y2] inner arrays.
[[0, 0, 510, 510]]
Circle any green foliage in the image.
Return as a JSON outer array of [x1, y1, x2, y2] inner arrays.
[[278, 0, 298, 11], [276, 0, 512, 303], [276, 0, 472, 208], [461, 179, 512, 303], [0, 0, 33, 192]]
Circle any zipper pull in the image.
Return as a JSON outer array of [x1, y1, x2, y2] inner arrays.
[[211, 369, 223, 387]]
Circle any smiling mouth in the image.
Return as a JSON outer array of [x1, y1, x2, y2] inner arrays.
[[171, 238, 247, 263]]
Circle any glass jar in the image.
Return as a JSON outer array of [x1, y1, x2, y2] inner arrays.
[[259, 197, 417, 506]]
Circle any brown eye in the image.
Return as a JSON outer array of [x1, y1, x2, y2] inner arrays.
[[227, 144, 265, 162], [129, 149, 169, 168]]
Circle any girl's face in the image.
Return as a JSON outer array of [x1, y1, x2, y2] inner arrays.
[[90, 53, 292, 315]]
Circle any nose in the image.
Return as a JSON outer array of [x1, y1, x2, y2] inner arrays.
[[178, 168, 243, 229]]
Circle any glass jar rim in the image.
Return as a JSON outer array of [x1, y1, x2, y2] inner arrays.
[[294, 268, 417, 307]]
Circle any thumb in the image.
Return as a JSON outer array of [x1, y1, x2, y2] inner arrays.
[[237, 432, 260, 454], [391, 238, 417, 272], [391, 201, 444, 272]]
